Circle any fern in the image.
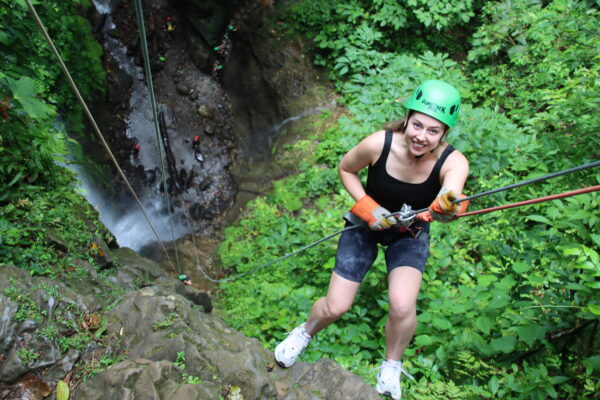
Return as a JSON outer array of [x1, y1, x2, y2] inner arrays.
[[5, 76, 55, 120]]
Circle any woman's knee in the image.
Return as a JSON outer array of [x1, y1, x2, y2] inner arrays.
[[323, 297, 352, 319], [388, 298, 417, 320]]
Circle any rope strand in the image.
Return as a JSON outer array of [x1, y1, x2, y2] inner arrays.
[[457, 185, 599, 218], [133, 0, 182, 273]]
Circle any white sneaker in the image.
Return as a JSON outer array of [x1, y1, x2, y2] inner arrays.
[[375, 359, 414, 400], [274, 323, 312, 367]]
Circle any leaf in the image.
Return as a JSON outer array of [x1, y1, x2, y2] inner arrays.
[[56, 380, 69, 400], [0, 31, 12, 45], [517, 324, 546, 346], [95, 316, 109, 338], [526, 215, 553, 225], [15, 97, 55, 120], [512, 261, 531, 273], [414, 334, 434, 346], [588, 304, 600, 316], [582, 355, 600, 371], [495, 274, 517, 290], [489, 375, 499, 394], [487, 290, 510, 309], [6, 76, 40, 99], [475, 315, 494, 335], [477, 275, 496, 287], [432, 318, 452, 331], [490, 336, 517, 353], [5, 77, 54, 120]]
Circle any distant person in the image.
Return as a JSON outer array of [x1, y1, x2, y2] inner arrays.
[[212, 62, 223, 80], [133, 144, 140, 159], [274, 80, 469, 400], [192, 135, 200, 150], [179, 274, 192, 286], [164, 16, 175, 34]]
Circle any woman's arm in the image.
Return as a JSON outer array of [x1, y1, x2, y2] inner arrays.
[[338, 131, 385, 201], [439, 150, 469, 195]]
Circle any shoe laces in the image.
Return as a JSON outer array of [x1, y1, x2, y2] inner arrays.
[[287, 324, 311, 349], [374, 360, 415, 381]]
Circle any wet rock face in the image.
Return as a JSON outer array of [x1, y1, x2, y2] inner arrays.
[[83, 0, 334, 252], [91, 0, 237, 242]]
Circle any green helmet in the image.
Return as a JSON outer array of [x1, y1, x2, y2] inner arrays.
[[406, 80, 461, 127]]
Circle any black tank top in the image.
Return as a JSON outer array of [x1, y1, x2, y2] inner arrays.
[[366, 130, 455, 212]]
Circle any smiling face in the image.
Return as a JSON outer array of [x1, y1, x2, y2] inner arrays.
[[404, 112, 447, 157]]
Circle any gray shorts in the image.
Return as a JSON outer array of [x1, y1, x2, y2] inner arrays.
[[333, 221, 430, 283]]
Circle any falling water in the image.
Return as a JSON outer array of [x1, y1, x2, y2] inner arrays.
[[72, 1, 335, 251], [91, 0, 115, 15], [266, 102, 335, 137], [64, 0, 189, 252]]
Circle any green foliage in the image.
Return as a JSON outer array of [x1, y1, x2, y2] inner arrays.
[[17, 347, 40, 364], [406, 0, 477, 30], [218, 1, 600, 398], [0, 190, 106, 276], [173, 350, 203, 384], [174, 351, 186, 369], [4, 76, 55, 120], [467, 0, 599, 162], [3, 287, 42, 322], [152, 312, 181, 331], [0, 0, 111, 283], [278, 0, 483, 84], [78, 353, 127, 382]]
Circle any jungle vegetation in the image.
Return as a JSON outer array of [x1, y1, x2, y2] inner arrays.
[[217, 1, 600, 399]]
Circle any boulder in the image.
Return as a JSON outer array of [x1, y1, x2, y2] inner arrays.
[[73, 288, 380, 399]]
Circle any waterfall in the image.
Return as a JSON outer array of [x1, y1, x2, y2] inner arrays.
[[65, 0, 189, 252]]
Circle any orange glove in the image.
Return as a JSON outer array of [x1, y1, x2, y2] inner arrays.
[[350, 195, 397, 230], [418, 191, 469, 223]]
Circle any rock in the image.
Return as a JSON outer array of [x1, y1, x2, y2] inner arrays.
[[106, 66, 133, 104], [0, 374, 52, 400], [183, 23, 213, 72], [0, 296, 17, 354], [72, 289, 380, 399], [44, 348, 81, 384], [45, 229, 69, 253], [145, 167, 157, 183], [172, 283, 212, 313], [92, 234, 114, 270], [199, 177, 212, 191], [176, 83, 190, 95], [189, 203, 203, 220], [197, 104, 213, 119], [73, 359, 219, 400], [204, 123, 215, 135]]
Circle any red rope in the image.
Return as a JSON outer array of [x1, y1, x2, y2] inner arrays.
[[457, 185, 600, 218]]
